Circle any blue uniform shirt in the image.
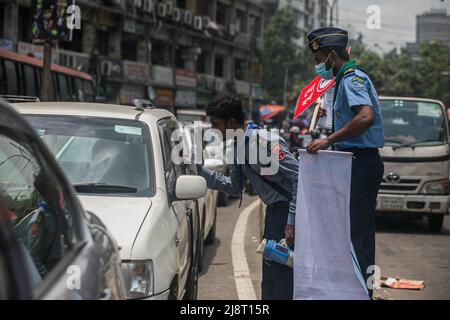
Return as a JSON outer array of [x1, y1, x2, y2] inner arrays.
[[333, 69, 385, 150], [200, 124, 299, 226]]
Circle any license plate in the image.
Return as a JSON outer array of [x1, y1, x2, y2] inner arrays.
[[381, 197, 404, 210]]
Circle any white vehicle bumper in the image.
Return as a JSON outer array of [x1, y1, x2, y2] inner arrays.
[[376, 194, 449, 214]]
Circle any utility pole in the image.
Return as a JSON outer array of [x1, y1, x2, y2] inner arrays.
[[41, 41, 52, 101]]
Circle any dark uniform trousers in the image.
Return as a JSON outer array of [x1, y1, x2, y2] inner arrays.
[[261, 202, 294, 300], [345, 148, 384, 298]]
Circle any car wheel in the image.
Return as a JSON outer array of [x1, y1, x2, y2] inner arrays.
[[428, 214, 444, 232], [218, 192, 228, 207], [205, 207, 217, 245]]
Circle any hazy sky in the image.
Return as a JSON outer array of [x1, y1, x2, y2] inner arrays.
[[337, 0, 450, 53]]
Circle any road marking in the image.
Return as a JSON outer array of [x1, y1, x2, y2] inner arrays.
[[231, 199, 260, 300]]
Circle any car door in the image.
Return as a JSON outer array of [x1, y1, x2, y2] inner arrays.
[[158, 119, 193, 299], [0, 109, 124, 300]]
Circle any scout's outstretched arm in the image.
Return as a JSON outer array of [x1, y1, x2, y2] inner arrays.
[[199, 165, 244, 197]]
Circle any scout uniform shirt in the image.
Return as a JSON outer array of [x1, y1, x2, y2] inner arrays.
[[200, 124, 299, 226], [333, 65, 385, 150]]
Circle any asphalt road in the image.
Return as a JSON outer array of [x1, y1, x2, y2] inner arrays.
[[198, 193, 450, 300]]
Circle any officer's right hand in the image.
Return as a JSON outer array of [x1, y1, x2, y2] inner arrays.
[[318, 107, 327, 117], [285, 224, 295, 249]]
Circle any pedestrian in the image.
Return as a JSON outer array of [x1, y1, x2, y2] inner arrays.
[[198, 95, 298, 300], [305, 27, 385, 297]]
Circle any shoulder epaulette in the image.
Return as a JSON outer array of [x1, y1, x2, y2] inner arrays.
[[344, 68, 354, 75]]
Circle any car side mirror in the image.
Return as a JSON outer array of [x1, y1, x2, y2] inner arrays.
[[175, 175, 207, 200], [204, 158, 225, 171]]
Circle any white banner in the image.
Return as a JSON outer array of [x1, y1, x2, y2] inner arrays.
[[294, 150, 369, 300]]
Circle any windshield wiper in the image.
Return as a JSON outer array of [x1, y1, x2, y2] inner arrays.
[[392, 139, 441, 150], [73, 183, 138, 194]]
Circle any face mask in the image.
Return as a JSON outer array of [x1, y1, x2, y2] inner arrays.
[[315, 53, 335, 80]]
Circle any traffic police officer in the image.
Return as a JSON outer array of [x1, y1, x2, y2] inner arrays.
[[305, 27, 385, 297], [198, 95, 298, 300]]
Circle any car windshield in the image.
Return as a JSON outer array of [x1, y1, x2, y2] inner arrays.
[[25, 115, 154, 196], [380, 99, 448, 147]]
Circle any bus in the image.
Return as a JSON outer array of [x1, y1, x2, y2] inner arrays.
[[0, 48, 95, 102]]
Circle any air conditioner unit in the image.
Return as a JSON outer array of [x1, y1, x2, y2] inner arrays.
[[165, 1, 173, 15], [183, 10, 193, 26], [134, 0, 142, 8], [193, 15, 203, 30], [157, 2, 167, 17], [172, 8, 181, 22], [142, 0, 153, 13]]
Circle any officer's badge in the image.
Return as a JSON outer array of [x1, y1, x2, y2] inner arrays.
[[351, 77, 366, 91], [310, 40, 319, 50], [272, 144, 286, 161]]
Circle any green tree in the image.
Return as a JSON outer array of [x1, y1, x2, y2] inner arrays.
[[415, 42, 450, 106], [262, 9, 299, 101]]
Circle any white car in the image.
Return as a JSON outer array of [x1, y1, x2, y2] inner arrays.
[[14, 101, 207, 300]]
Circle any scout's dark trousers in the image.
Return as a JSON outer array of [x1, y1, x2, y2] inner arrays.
[[261, 203, 293, 300], [346, 148, 384, 298]]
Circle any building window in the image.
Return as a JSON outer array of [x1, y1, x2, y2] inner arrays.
[[175, 47, 185, 69], [151, 40, 171, 66], [216, 2, 228, 26], [177, 0, 187, 9], [196, 0, 210, 16], [235, 58, 247, 81], [60, 28, 83, 52], [249, 15, 262, 38], [215, 55, 224, 78], [96, 30, 109, 56], [236, 9, 247, 33], [197, 52, 206, 74], [122, 36, 137, 61], [18, 6, 33, 43]]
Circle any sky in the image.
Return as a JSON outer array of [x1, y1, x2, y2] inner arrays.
[[337, 0, 450, 53]]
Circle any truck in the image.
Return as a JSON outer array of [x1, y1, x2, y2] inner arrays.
[[377, 97, 449, 232]]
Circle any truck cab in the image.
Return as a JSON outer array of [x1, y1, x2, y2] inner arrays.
[[377, 97, 449, 232]]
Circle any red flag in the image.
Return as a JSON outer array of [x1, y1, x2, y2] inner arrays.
[[293, 76, 335, 119]]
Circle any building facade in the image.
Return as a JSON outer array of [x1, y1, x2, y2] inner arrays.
[[416, 8, 450, 47], [0, 0, 265, 113], [406, 8, 450, 59]]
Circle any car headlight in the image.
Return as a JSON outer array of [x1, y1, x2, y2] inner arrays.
[[121, 260, 154, 299], [420, 179, 450, 195]]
